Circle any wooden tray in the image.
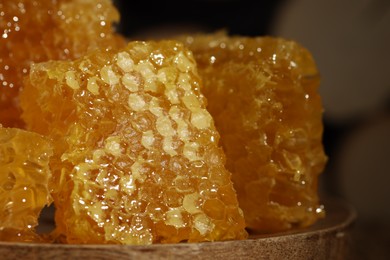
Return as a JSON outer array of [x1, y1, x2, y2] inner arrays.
[[0, 199, 355, 260]]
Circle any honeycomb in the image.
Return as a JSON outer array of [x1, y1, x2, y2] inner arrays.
[[180, 33, 327, 232], [20, 41, 247, 244], [0, 0, 125, 128], [0, 126, 53, 242]]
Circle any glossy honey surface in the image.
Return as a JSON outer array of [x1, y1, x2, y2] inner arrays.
[[181, 33, 327, 232], [0, 126, 53, 242], [20, 40, 247, 244], [0, 0, 125, 128]]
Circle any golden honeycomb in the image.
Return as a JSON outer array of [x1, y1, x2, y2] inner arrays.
[[20, 40, 248, 244], [180, 33, 327, 232], [0, 0, 125, 128], [0, 126, 53, 242]]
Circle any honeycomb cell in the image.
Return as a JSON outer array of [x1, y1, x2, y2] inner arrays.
[[0, 126, 53, 242], [180, 33, 327, 233], [0, 0, 125, 128], [20, 40, 247, 244]]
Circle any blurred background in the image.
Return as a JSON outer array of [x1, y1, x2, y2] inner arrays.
[[114, 0, 390, 258]]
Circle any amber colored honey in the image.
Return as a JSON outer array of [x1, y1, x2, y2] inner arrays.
[[0, 126, 53, 242], [180, 33, 327, 232], [1, 0, 327, 241], [0, 0, 125, 128], [20, 41, 247, 244]]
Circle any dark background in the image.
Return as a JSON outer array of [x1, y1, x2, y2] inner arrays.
[[114, 1, 390, 258], [114, 1, 283, 38]]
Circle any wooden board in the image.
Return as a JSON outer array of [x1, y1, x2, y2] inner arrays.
[[0, 199, 355, 260]]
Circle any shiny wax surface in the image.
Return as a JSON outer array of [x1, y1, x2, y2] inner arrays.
[[0, 0, 125, 127], [20, 40, 247, 244], [181, 33, 327, 232], [0, 126, 53, 242]]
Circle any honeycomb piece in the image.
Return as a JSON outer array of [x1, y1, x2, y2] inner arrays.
[[180, 33, 327, 233], [0, 0, 125, 128], [20, 41, 247, 244], [0, 126, 53, 242]]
